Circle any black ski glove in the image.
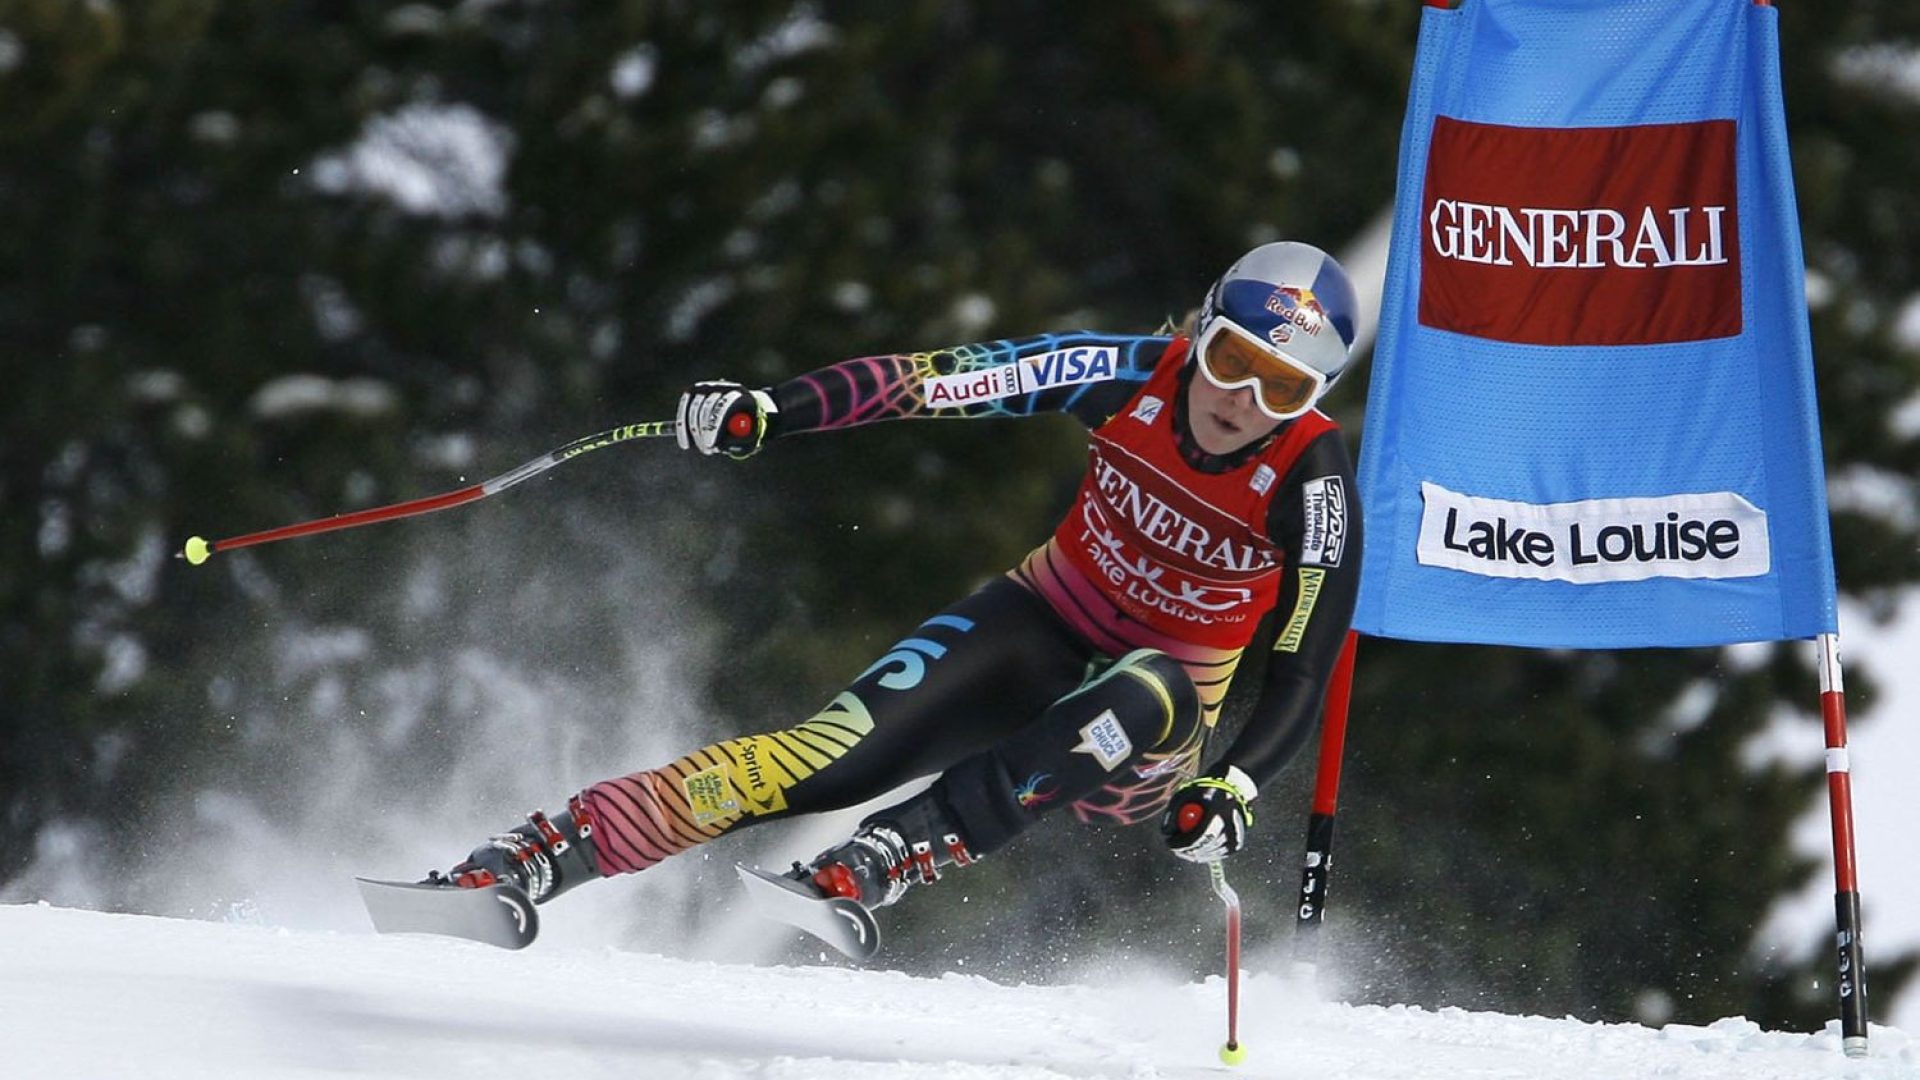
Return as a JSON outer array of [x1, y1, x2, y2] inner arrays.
[[1161, 765, 1257, 863], [676, 380, 777, 458]]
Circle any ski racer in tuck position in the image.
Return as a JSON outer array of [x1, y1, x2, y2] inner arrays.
[[419, 241, 1365, 946]]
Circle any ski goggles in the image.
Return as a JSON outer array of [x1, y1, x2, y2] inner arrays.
[[1193, 317, 1327, 422]]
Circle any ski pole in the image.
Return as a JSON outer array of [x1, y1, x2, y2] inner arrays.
[[1209, 860, 1246, 1066], [178, 419, 678, 565], [1294, 631, 1358, 979]]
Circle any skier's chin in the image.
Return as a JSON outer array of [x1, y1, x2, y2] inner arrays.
[[1196, 413, 1260, 455]]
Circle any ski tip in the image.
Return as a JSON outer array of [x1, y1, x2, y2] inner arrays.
[[353, 875, 436, 889]]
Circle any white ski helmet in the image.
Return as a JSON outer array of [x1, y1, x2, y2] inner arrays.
[[1193, 241, 1359, 406]]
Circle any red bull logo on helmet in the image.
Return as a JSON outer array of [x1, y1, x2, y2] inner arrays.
[[1263, 286, 1326, 344]]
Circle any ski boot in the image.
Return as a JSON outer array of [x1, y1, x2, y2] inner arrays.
[[429, 797, 600, 905], [790, 793, 977, 909]]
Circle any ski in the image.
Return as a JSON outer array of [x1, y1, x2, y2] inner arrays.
[[356, 877, 539, 950], [735, 864, 881, 961]]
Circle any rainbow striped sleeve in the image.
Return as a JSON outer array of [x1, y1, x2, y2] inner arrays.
[[769, 333, 1169, 434]]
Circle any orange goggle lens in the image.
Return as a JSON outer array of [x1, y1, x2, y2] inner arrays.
[[1195, 320, 1326, 421]]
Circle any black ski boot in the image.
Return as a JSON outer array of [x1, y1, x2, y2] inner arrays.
[[791, 792, 977, 909], [430, 797, 600, 904]]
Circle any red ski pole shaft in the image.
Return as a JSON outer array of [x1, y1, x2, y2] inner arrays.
[[1293, 631, 1358, 971], [178, 419, 677, 565], [1209, 861, 1246, 1065]]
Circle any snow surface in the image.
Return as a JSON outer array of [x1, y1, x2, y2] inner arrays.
[[5, 903, 1914, 1080]]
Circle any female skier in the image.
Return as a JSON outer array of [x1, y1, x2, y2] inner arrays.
[[430, 240, 1364, 929]]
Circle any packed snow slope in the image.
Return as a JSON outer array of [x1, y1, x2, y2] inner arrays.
[[4, 903, 1914, 1080]]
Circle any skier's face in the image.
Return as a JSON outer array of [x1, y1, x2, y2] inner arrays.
[[1187, 367, 1282, 455]]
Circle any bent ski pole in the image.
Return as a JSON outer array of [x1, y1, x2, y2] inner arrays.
[[178, 419, 678, 565], [1209, 861, 1246, 1066]]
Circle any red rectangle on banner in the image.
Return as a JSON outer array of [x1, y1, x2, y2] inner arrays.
[[1419, 117, 1741, 345]]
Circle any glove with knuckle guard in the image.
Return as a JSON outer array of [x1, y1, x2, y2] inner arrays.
[[1161, 764, 1258, 863], [676, 380, 777, 459]]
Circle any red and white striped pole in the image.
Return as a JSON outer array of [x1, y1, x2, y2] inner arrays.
[[1817, 633, 1869, 1057]]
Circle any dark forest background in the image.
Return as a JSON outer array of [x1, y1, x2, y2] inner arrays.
[[3, 1, 1917, 1032]]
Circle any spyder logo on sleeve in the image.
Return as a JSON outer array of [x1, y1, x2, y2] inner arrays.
[[1300, 476, 1348, 567]]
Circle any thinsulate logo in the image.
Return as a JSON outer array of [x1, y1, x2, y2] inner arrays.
[[1419, 117, 1742, 345]]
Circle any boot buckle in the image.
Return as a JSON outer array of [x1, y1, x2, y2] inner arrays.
[[527, 809, 569, 856], [909, 840, 940, 885]]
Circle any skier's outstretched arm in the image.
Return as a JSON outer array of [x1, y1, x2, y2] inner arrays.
[[676, 333, 1175, 456], [1163, 431, 1361, 862]]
